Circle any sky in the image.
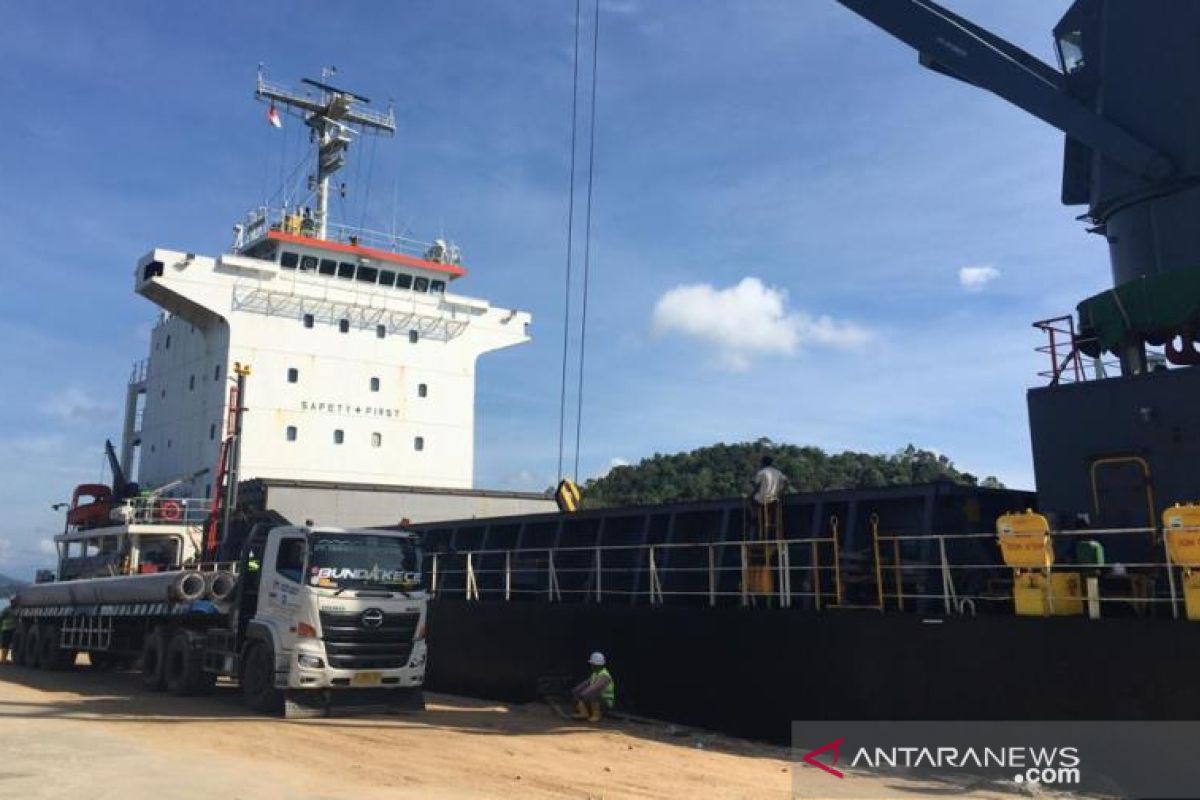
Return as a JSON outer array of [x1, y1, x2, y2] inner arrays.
[[0, 1, 1108, 578]]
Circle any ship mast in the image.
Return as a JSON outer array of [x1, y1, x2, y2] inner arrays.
[[255, 67, 396, 240]]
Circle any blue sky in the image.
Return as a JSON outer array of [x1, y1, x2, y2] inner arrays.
[[0, 1, 1106, 577]]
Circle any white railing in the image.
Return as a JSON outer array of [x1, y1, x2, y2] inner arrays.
[[428, 535, 842, 610], [107, 496, 213, 527], [239, 206, 459, 264], [428, 523, 1199, 621]]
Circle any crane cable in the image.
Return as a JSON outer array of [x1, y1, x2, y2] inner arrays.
[[572, 0, 601, 483], [556, 0, 584, 483]]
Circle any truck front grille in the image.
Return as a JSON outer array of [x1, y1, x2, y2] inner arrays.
[[318, 609, 418, 670]]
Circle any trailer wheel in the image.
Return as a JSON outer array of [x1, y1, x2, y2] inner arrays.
[[25, 624, 44, 669], [9, 623, 28, 667], [141, 627, 167, 691], [36, 624, 74, 671], [164, 630, 216, 696], [240, 641, 283, 714]]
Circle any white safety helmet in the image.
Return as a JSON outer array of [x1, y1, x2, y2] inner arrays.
[[588, 651, 606, 666]]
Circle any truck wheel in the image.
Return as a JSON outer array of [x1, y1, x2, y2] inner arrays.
[[141, 627, 167, 691], [164, 630, 216, 696], [239, 642, 283, 715]]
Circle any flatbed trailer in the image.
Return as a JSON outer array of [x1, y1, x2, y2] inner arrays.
[[10, 496, 428, 717]]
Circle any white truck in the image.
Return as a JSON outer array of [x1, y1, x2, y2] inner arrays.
[[10, 495, 428, 717]]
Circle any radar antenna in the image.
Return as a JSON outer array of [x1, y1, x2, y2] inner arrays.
[[255, 66, 396, 239]]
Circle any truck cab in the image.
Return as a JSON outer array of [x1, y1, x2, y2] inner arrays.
[[235, 525, 428, 715]]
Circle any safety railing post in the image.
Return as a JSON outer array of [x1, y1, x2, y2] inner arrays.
[[465, 552, 479, 601], [648, 546, 663, 606], [739, 543, 749, 607], [1163, 530, 1179, 620], [548, 549, 561, 603], [595, 546, 602, 604], [707, 544, 716, 607], [937, 536, 956, 615], [431, 554, 439, 596], [811, 540, 821, 611], [870, 514, 884, 611], [892, 539, 903, 611], [505, 550, 512, 602], [830, 516, 844, 607]]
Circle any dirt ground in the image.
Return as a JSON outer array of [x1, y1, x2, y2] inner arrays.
[[0, 662, 1032, 800]]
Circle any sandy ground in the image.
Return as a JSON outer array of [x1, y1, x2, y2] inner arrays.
[[0, 662, 1035, 800]]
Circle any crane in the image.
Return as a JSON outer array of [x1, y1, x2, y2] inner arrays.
[[831, 0, 1200, 530], [832, 0, 1200, 375]]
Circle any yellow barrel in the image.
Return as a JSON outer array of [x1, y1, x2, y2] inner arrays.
[[1163, 503, 1200, 567], [996, 509, 1053, 569]]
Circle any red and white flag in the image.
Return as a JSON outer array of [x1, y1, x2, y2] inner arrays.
[[267, 103, 282, 129]]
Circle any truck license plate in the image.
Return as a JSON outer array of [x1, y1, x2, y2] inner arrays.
[[351, 671, 382, 686]]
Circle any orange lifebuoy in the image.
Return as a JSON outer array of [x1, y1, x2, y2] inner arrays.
[[160, 499, 183, 522]]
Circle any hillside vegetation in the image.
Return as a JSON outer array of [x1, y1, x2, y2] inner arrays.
[[581, 439, 1002, 508]]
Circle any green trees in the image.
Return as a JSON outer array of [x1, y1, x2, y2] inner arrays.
[[581, 439, 1001, 508]]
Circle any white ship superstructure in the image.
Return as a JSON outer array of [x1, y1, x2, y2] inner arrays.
[[119, 71, 531, 499]]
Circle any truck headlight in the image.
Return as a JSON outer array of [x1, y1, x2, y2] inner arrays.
[[297, 654, 324, 669]]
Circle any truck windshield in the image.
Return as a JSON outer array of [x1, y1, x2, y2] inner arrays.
[[308, 533, 422, 590]]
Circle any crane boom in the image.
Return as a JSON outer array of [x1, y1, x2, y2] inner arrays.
[[832, 0, 1174, 183]]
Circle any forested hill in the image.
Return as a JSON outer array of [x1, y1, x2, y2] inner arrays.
[[581, 439, 1002, 508]]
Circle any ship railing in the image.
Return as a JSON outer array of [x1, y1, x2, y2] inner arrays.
[[128, 358, 148, 385], [427, 535, 845, 610], [1033, 315, 1118, 384], [109, 497, 213, 527], [239, 205, 453, 262], [872, 520, 1189, 620]]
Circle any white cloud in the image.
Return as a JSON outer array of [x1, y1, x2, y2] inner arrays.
[[958, 265, 1001, 291], [45, 386, 115, 424], [609, 457, 630, 469], [651, 277, 871, 370]]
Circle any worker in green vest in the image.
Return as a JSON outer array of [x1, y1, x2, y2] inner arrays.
[[571, 651, 615, 722], [0, 605, 16, 664]]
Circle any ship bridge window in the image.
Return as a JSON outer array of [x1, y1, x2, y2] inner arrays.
[[334, 429, 344, 445], [280, 252, 299, 270], [376, 324, 386, 339], [286, 426, 297, 442], [303, 313, 314, 328], [379, 270, 396, 287], [409, 330, 419, 344], [430, 280, 446, 294], [300, 255, 319, 272], [370, 377, 380, 392], [319, 259, 337, 276], [371, 432, 382, 448], [414, 436, 425, 452], [337, 262, 355, 280], [339, 319, 350, 333], [287, 367, 299, 383], [413, 277, 430, 293], [418, 383, 428, 398], [356, 266, 378, 284], [1056, 30, 1085, 75], [396, 273, 413, 290]]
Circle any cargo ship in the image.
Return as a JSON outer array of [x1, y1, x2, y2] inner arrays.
[[11, 0, 1200, 751]]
